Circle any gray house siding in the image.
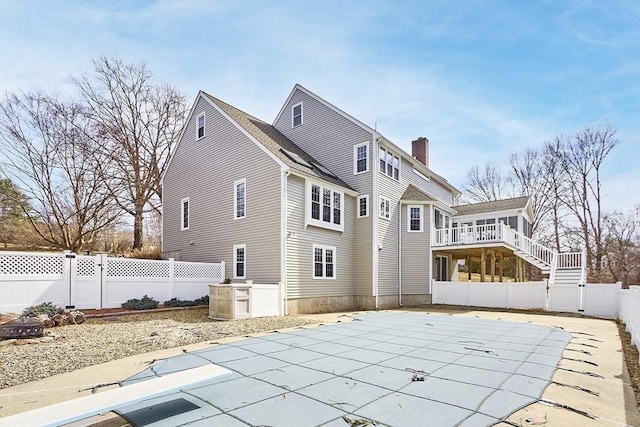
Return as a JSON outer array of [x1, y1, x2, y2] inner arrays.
[[376, 171, 404, 296], [275, 88, 375, 297], [400, 205, 431, 294], [285, 174, 356, 298], [401, 158, 454, 205], [162, 96, 282, 282]]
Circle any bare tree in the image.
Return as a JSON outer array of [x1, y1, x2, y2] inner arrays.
[[601, 206, 639, 286], [462, 162, 509, 203], [0, 93, 121, 251], [73, 57, 186, 250], [553, 124, 619, 273]]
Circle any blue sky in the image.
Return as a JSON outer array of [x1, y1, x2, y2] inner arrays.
[[1, 0, 638, 211]]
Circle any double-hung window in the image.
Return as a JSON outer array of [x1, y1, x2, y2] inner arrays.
[[357, 195, 369, 218], [313, 244, 335, 279], [181, 197, 189, 230], [379, 147, 400, 180], [408, 205, 423, 232], [233, 244, 246, 279], [292, 102, 303, 127], [353, 142, 369, 174], [196, 112, 205, 139], [234, 179, 246, 219], [379, 196, 390, 219], [307, 181, 344, 231]]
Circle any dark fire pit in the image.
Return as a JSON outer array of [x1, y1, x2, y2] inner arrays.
[[0, 318, 44, 339]]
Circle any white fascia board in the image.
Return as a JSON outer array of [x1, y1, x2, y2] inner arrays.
[[452, 208, 524, 221], [273, 84, 379, 137], [160, 90, 204, 184], [287, 169, 358, 197]]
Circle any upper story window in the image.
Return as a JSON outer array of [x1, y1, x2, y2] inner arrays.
[[196, 112, 205, 139], [379, 147, 399, 180], [234, 179, 246, 219], [307, 181, 344, 232], [233, 244, 246, 279], [357, 195, 369, 218], [408, 205, 423, 232], [181, 197, 189, 230], [313, 244, 335, 279], [353, 141, 369, 174], [434, 208, 450, 229], [379, 196, 390, 220], [292, 102, 303, 127]]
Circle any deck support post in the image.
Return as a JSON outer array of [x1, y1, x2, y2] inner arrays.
[[480, 249, 486, 282], [490, 251, 496, 282], [498, 253, 504, 282], [466, 255, 471, 281]]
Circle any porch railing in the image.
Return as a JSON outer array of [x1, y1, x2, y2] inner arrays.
[[433, 224, 582, 270]]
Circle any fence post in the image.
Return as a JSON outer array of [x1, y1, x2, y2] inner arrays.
[[100, 254, 108, 309], [63, 251, 77, 309], [220, 261, 226, 283], [168, 258, 176, 300], [278, 282, 285, 316]]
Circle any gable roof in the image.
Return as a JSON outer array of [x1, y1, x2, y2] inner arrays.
[[453, 196, 530, 216], [202, 92, 353, 191], [276, 84, 460, 197], [401, 184, 436, 202]]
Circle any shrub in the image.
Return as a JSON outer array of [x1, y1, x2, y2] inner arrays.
[[22, 302, 64, 318], [121, 295, 159, 310], [163, 295, 209, 307]]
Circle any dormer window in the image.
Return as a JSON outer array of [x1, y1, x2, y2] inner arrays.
[[196, 112, 205, 139], [292, 102, 303, 127]]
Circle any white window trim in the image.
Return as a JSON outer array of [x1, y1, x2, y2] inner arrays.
[[407, 205, 423, 232], [379, 196, 390, 220], [312, 244, 336, 280], [379, 147, 400, 181], [233, 244, 246, 279], [353, 141, 369, 175], [305, 180, 344, 232], [292, 101, 303, 127], [234, 178, 246, 220], [180, 197, 189, 230], [196, 112, 205, 140], [357, 194, 369, 218]]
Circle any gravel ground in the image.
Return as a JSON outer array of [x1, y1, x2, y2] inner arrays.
[[0, 307, 317, 389]]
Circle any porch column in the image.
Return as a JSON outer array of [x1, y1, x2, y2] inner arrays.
[[490, 251, 496, 282], [480, 249, 486, 282], [498, 253, 504, 282]]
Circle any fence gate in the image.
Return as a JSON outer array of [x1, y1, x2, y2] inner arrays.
[[547, 283, 582, 313]]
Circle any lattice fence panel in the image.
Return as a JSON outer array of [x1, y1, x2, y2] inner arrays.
[[0, 253, 64, 275], [107, 258, 170, 278], [175, 262, 223, 279], [76, 257, 96, 277]]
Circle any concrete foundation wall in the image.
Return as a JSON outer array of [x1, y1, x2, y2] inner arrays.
[[286, 294, 433, 314]]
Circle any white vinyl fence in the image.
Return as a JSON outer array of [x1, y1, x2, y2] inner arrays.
[[619, 286, 640, 362], [250, 282, 286, 317], [432, 280, 547, 310], [0, 251, 224, 313]]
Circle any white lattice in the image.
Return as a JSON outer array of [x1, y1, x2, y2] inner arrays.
[[76, 257, 96, 277], [175, 262, 223, 279], [107, 258, 170, 278], [0, 253, 64, 275]]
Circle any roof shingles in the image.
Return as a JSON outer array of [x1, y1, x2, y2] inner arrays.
[[454, 196, 530, 216]]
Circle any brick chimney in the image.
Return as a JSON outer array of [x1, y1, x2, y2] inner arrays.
[[412, 137, 429, 167]]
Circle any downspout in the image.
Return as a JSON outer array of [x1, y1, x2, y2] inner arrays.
[[282, 169, 289, 315], [398, 201, 402, 306], [373, 136, 380, 309]]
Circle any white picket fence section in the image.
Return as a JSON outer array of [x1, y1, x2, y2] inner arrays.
[[0, 251, 224, 313], [432, 280, 547, 309]]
